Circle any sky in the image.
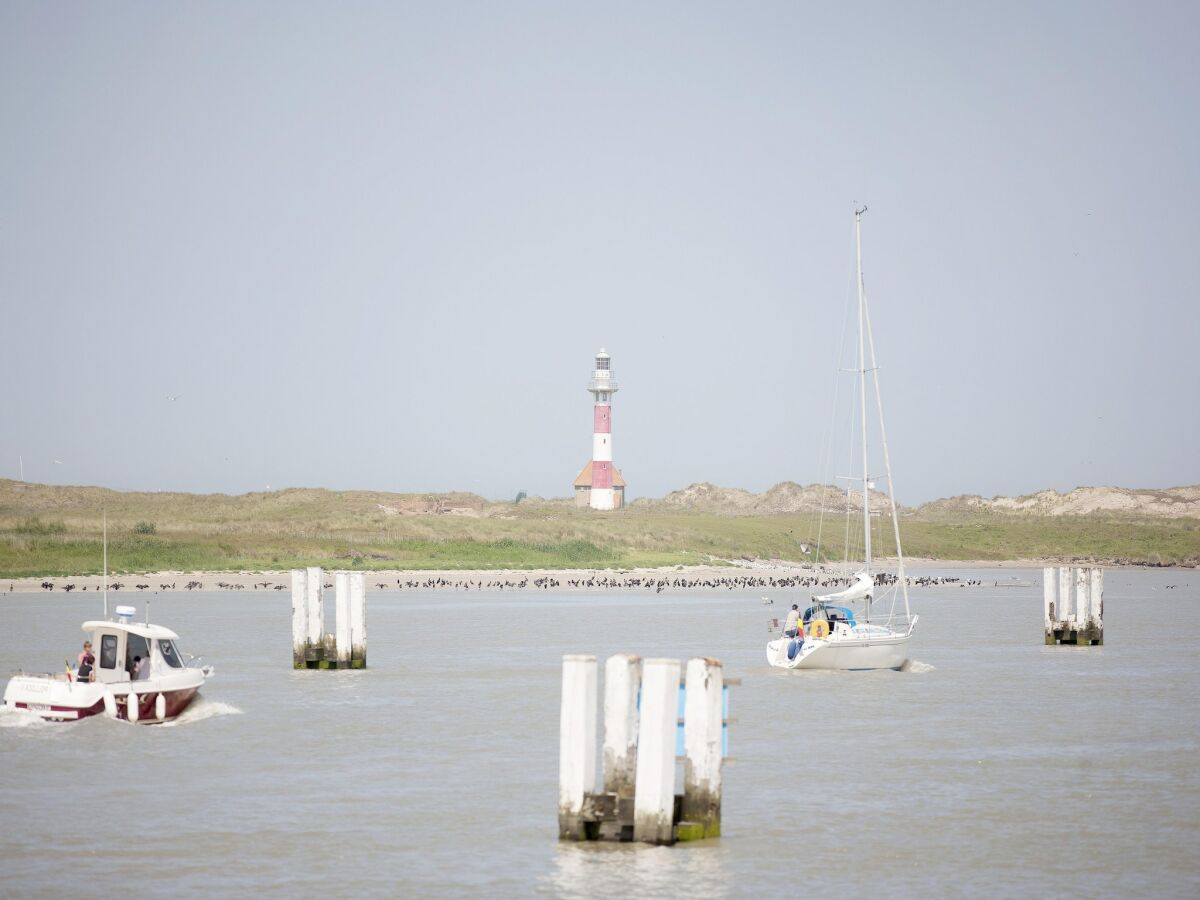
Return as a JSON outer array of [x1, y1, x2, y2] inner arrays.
[[2, 1, 1197, 505]]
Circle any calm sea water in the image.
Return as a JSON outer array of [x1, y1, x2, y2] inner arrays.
[[2, 568, 1198, 898]]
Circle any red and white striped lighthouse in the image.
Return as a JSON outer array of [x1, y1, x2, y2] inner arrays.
[[573, 348, 625, 510]]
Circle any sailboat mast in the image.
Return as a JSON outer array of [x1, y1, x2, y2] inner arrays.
[[856, 206, 871, 575]]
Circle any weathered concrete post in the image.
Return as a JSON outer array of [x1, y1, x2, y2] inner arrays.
[[334, 572, 352, 668], [291, 568, 308, 667], [1058, 566, 1073, 625], [559, 655, 597, 840], [680, 657, 723, 840], [1045, 566, 1105, 645], [633, 657, 680, 845], [1074, 567, 1089, 628], [305, 566, 324, 653], [1043, 566, 1057, 645], [602, 654, 641, 798], [1089, 567, 1104, 643], [349, 571, 367, 668], [555, 651, 733, 844]]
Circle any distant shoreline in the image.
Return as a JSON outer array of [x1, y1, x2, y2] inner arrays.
[[2, 558, 1192, 595]]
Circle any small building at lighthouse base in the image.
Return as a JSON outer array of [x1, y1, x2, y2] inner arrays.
[[573, 462, 626, 509]]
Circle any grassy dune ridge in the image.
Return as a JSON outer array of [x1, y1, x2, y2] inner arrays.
[[1, 480, 1197, 577]]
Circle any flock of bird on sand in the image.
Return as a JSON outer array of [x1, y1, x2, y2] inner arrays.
[[379, 572, 983, 593], [25, 572, 985, 594]]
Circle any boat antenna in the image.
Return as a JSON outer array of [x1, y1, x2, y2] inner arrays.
[[102, 508, 108, 619]]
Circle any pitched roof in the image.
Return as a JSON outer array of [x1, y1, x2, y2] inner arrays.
[[573, 461, 626, 488]]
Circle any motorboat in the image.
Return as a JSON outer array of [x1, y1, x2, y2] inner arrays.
[[3, 604, 213, 723], [765, 208, 918, 671]]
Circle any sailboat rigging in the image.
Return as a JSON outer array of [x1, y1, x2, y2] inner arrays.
[[766, 207, 918, 671]]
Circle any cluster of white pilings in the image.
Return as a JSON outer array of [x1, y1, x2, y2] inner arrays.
[[559, 654, 727, 845], [291, 567, 367, 668], [1044, 566, 1104, 646]]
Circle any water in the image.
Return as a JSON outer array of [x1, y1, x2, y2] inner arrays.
[[2, 568, 1198, 897]]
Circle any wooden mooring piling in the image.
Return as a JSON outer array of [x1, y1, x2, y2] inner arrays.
[[1044, 566, 1104, 646], [559, 653, 731, 845], [291, 568, 367, 668]]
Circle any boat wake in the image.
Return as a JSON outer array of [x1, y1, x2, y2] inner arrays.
[[160, 697, 243, 726], [902, 659, 936, 673], [0, 705, 53, 729]]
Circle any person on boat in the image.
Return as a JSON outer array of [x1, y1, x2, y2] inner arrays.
[[133, 655, 150, 680], [783, 604, 800, 638], [77, 640, 93, 667], [76, 651, 95, 683]]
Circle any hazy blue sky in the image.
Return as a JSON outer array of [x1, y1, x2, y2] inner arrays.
[[2, 2, 1197, 504]]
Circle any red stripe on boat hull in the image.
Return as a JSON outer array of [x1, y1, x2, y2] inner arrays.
[[13, 687, 200, 724], [120, 687, 200, 722]]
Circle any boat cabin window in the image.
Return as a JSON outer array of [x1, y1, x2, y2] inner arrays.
[[158, 639, 184, 668], [804, 605, 856, 626], [126, 633, 150, 673], [99, 634, 119, 669]]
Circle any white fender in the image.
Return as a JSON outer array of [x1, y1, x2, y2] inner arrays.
[[127, 690, 139, 723], [102, 688, 117, 718], [155, 693, 166, 720]]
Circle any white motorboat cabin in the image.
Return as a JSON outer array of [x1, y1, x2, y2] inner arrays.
[[82, 618, 189, 684]]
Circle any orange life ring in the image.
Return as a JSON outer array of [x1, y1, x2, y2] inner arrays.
[[810, 619, 830, 639]]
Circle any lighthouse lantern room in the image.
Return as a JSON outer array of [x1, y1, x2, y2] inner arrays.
[[573, 349, 626, 510]]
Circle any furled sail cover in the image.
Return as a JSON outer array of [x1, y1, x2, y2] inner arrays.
[[815, 571, 874, 605]]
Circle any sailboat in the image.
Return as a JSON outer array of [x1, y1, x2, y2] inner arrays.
[[766, 207, 918, 671]]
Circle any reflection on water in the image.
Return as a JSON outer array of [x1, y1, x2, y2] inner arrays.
[[1, 568, 1198, 896], [544, 841, 728, 898]]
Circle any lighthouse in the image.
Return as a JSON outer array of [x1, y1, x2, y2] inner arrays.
[[573, 348, 626, 510]]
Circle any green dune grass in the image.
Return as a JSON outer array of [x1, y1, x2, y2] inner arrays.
[[0, 480, 1196, 577]]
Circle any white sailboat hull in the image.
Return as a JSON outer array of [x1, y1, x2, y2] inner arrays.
[[766, 626, 912, 671]]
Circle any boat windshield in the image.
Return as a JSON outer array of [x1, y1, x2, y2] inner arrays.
[[803, 605, 857, 627], [126, 633, 150, 674], [157, 639, 184, 668]]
